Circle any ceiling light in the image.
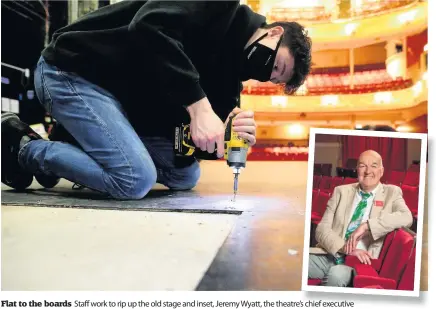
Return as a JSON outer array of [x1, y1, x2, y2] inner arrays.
[[396, 125, 412, 132], [287, 124, 304, 135], [397, 10, 417, 24], [412, 81, 423, 97], [386, 55, 405, 79], [321, 95, 339, 106], [344, 23, 358, 36], [271, 96, 287, 107], [374, 92, 393, 104]]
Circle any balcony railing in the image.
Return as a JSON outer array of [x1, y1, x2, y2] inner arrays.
[[266, 0, 418, 23], [242, 69, 413, 96]]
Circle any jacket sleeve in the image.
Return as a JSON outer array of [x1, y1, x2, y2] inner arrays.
[[128, 1, 239, 108], [367, 186, 413, 241], [315, 187, 346, 256]]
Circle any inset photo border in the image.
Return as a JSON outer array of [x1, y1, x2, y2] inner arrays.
[[301, 128, 427, 297]]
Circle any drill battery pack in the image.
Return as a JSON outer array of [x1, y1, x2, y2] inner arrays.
[[174, 124, 219, 160], [174, 123, 195, 156]]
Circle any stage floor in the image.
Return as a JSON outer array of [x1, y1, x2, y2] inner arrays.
[[1, 161, 428, 291]]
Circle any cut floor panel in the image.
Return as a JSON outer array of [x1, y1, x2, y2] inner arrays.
[[1, 206, 238, 291], [1, 180, 249, 214]]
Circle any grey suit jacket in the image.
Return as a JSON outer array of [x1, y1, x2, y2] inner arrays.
[[314, 183, 413, 258]]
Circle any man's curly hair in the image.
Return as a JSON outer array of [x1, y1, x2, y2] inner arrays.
[[262, 21, 312, 95]]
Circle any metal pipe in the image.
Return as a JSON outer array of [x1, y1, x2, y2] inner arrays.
[[1, 62, 30, 77]]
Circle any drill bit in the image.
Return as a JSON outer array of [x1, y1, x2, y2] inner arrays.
[[233, 172, 239, 202]]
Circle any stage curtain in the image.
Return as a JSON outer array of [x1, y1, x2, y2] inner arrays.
[[341, 136, 408, 172]]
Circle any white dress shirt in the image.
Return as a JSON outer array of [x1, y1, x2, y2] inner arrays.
[[347, 182, 381, 251]]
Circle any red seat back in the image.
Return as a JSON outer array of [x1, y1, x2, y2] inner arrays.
[[319, 176, 332, 191], [379, 229, 415, 284], [343, 177, 357, 185], [397, 247, 416, 291], [407, 164, 420, 173], [403, 171, 420, 186], [330, 176, 344, 192], [316, 191, 331, 216], [375, 230, 397, 272], [312, 189, 319, 211], [401, 185, 419, 216], [388, 170, 406, 186], [313, 175, 322, 188], [308, 279, 322, 285]]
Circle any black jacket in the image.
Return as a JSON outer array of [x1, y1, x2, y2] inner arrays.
[[42, 0, 265, 137]]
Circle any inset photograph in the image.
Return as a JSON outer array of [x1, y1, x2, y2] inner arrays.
[[302, 128, 427, 297]]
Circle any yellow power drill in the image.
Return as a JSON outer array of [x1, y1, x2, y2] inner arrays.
[[174, 115, 249, 200]]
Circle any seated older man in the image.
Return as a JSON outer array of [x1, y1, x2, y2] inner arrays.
[[308, 150, 413, 287]]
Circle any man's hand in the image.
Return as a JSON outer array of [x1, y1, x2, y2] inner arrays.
[[345, 222, 370, 254], [349, 249, 373, 265], [225, 107, 257, 146], [187, 97, 225, 157]]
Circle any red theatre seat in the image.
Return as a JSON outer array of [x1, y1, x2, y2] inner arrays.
[[401, 184, 419, 217], [308, 279, 322, 286], [387, 170, 406, 186], [312, 189, 319, 204], [318, 176, 332, 192], [311, 189, 319, 216], [311, 191, 330, 224], [311, 190, 319, 221], [313, 175, 322, 189], [408, 164, 420, 173], [402, 171, 420, 187], [296, 153, 308, 161], [397, 247, 416, 291], [326, 176, 344, 193], [343, 177, 357, 185], [247, 69, 412, 96], [351, 229, 415, 290]]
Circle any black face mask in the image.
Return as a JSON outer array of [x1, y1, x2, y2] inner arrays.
[[241, 33, 283, 82]]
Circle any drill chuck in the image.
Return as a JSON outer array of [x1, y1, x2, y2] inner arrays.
[[226, 147, 248, 169]]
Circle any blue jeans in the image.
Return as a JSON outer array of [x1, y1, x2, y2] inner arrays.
[[20, 57, 200, 199]]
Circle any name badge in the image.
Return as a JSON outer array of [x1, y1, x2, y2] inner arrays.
[[375, 200, 384, 207]]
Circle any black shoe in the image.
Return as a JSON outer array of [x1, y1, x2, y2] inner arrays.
[[34, 173, 60, 189], [1, 112, 60, 189], [2, 113, 34, 190]]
